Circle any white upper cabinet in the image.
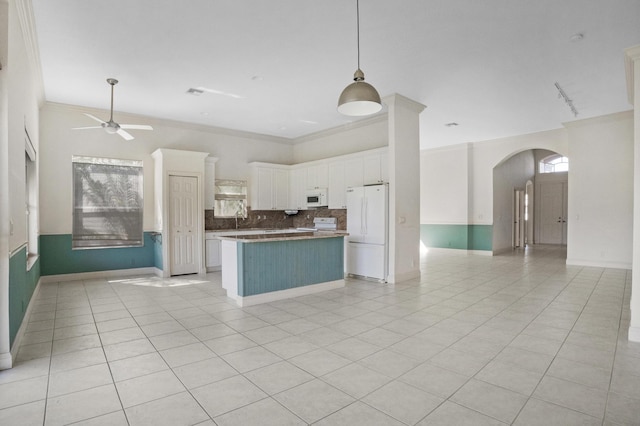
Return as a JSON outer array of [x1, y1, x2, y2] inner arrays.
[[363, 152, 388, 185], [204, 157, 218, 210], [273, 168, 289, 209], [328, 161, 346, 209], [306, 163, 328, 189], [249, 163, 289, 210], [248, 148, 386, 212], [289, 167, 307, 210], [344, 157, 364, 188]]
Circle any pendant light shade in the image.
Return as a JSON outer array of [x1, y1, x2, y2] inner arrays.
[[337, 0, 382, 116], [337, 68, 382, 116]]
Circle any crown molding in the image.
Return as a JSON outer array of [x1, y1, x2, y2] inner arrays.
[[383, 93, 427, 114], [14, 0, 44, 106], [292, 113, 388, 145], [43, 102, 296, 146]]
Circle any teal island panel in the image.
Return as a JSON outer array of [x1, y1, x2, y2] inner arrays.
[[237, 237, 344, 297], [420, 224, 492, 251]]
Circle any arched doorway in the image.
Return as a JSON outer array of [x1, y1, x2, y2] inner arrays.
[[493, 149, 568, 256]]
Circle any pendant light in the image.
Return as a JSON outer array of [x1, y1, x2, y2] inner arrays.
[[337, 0, 382, 116]]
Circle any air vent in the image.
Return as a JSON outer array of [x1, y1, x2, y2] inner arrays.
[[186, 88, 204, 96]]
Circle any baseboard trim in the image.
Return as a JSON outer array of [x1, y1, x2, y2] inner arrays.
[[230, 280, 345, 307], [7, 278, 43, 369], [0, 352, 12, 370], [387, 269, 420, 284], [425, 247, 493, 256], [566, 258, 632, 269], [39, 267, 163, 283]]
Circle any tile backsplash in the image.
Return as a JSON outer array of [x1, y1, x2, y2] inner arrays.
[[205, 208, 346, 231]]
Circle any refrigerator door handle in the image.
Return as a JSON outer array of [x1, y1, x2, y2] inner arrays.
[[360, 197, 365, 235], [363, 197, 368, 235]]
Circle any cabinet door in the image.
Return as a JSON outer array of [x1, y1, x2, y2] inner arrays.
[[255, 168, 274, 210], [363, 154, 384, 185], [289, 167, 306, 210], [344, 157, 364, 188], [205, 239, 221, 269], [205, 159, 216, 210], [273, 168, 289, 210], [307, 163, 328, 189], [328, 161, 346, 209], [379, 151, 388, 183]]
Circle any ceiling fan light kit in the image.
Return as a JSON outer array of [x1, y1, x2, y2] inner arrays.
[[72, 78, 153, 140], [337, 0, 382, 117]]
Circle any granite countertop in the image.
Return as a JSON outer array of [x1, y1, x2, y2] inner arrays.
[[217, 230, 347, 243]]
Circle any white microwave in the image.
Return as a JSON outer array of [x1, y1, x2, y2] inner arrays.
[[306, 188, 328, 208]]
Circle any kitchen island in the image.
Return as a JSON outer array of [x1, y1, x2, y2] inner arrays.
[[219, 232, 346, 307]]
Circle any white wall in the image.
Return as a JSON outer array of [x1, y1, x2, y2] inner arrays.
[[420, 144, 469, 224], [6, 0, 40, 253], [492, 150, 535, 254], [1, 0, 43, 369], [566, 111, 634, 268], [421, 128, 567, 228], [468, 129, 567, 225], [292, 115, 388, 163], [39, 103, 294, 235]]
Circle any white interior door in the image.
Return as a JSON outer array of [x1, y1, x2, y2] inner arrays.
[[513, 189, 526, 248], [514, 190, 521, 248], [539, 181, 567, 245], [170, 175, 199, 275]]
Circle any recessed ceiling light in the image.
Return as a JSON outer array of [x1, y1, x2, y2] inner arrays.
[[570, 33, 584, 42], [445, 122, 459, 127], [300, 120, 318, 125]]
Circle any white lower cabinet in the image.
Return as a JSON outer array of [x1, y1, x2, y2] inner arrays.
[[205, 238, 221, 271]]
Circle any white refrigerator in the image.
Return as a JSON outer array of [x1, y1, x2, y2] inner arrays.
[[345, 184, 388, 281]]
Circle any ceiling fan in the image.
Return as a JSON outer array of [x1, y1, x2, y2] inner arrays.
[[73, 78, 153, 140]]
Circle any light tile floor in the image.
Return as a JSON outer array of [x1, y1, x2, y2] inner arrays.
[[2, 245, 640, 425]]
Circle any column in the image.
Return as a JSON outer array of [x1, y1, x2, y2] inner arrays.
[[626, 45, 640, 341], [384, 94, 426, 283]]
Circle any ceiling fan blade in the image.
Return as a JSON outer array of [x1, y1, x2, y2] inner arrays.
[[116, 129, 135, 141], [83, 113, 106, 124], [72, 126, 103, 130], [119, 124, 153, 130]]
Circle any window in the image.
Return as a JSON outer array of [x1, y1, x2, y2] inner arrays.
[[25, 130, 37, 258], [539, 154, 569, 173], [214, 179, 247, 218], [72, 156, 143, 249]]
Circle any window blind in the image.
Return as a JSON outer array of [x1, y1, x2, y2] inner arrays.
[[72, 156, 143, 249]]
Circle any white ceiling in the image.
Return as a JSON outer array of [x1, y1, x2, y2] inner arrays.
[[31, 0, 640, 149]]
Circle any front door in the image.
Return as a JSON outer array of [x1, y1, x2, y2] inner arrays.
[[169, 175, 199, 275], [539, 181, 567, 245]]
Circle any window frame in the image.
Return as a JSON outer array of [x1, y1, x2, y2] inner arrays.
[[71, 156, 144, 250], [539, 154, 569, 174]]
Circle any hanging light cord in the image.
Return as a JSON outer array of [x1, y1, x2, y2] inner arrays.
[[356, 0, 360, 70]]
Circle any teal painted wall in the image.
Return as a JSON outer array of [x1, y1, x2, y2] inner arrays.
[[9, 246, 40, 346], [421, 224, 493, 251], [237, 237, 344, 297], [151, 234, 163, 270], [40, 232, 157, 276]]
